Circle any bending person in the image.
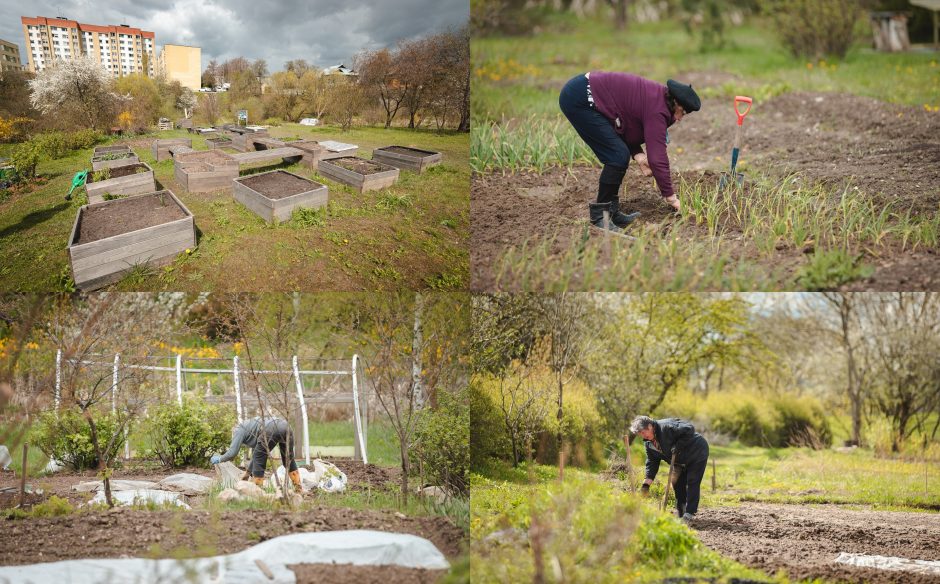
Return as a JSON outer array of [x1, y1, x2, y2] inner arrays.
[[630, 415, 709, 525], [559, 72, 700, 232], [210, 416, 302, 492]]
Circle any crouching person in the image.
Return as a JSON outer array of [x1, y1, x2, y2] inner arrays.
[[210, 416, 302, 492], [630, 415, 709, 525]]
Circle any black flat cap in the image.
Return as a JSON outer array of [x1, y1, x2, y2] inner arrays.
[[666, 79, 701, 112]]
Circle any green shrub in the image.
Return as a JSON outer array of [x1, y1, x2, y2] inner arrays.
[[11, 140, 42, 178], [469, 379, 509, 470], [290, 206, 326, 228], [772, 393, 832, 448], [66, 129, 103, 150], [710, 397, 772, 446], [148, 396, 235, 467], [414, 387, 469, 495], [262, 117, 283, 126], [35, 132, 68, 159], [4, 495, 75, 520], [764, 0, 861, 60], [31, 409, 126, 471]]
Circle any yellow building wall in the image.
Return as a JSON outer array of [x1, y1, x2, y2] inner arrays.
[[160, 44, 200, 90]]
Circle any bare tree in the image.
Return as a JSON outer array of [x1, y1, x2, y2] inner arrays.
[[355, 48, 409, 128], [818, 293, 867, 446]]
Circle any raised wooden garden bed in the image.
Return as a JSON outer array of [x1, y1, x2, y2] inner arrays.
[[174, 150, 238, 193], [372, 146, 442, 173], [67, 190, 195, 291], [286, 141, 326, 168], [229, 147, 304, 168], [251, 136, 286, 150], [233, 170, 327, 223], [93, 144, 131, 156], [85, 163, 156, 204], [316, 156, 399, 193], [205, 136, 232, 149], [91, 151, 140, 171], [151, 138, 193, 162], [317, 140, 359, 160]]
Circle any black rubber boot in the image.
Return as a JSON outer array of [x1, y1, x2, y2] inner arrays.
[[589, 202, 622, 232], [598, 164, 640, 228]]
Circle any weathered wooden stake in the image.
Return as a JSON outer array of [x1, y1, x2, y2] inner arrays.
[[18, 443, 28, 507], [712, 459, 717, 492]]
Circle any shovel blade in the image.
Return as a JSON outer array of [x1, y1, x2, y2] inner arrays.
[[719, 172, 745, 189]]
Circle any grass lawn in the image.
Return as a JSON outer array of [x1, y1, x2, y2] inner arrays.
[[0, 124, 468, 291]]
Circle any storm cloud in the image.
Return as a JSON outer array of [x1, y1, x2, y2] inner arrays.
[[1, 0, 468, 73]]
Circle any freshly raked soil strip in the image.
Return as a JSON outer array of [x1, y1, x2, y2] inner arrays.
[[237, 170, 320, 199], [331, 157, 389, 175], [76, 193, 187, 244]]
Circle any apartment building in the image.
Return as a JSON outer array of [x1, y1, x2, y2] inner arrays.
[[21, 16, 155, 78], [158, 44, 201, 90], [0, 38, 24, 75]]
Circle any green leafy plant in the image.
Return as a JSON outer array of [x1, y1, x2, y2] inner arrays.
[[764, 0, 861, 60], [31, 409, 126, 471], [11, 140, 42, 179], [102, 193, 127, 201], [414, 387, 470, 495], [147, 396, 235, 467], [91, 168, 111, 182], [4, 495, 74, 520], [290, 206, 326, 228], [796, 248, 873, 290]]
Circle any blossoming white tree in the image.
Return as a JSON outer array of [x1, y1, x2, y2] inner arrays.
[[28, 56, 120, 129]]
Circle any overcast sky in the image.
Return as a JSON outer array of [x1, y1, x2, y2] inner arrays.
[[1, 0, 467, 73]]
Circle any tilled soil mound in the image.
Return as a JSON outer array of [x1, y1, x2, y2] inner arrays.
[[0, 506, 464, 566], [472, 91, 940, 291], [695, 502, 940, 584]]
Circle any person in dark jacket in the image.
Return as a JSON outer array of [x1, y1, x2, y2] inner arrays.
[[630, 415, 709, 524], [559, 72, 701, 232], [210, 416, 302, 492]]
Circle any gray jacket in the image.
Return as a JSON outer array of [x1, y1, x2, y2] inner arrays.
[[218, 417, 286, 462]]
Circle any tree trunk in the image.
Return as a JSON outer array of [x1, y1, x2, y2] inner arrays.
[[400, 445, 410, 502], [87, 416, 113, 507], [557, 372, 564, 480]]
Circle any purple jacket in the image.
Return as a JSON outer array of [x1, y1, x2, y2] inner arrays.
[[589, 72, 676, 198]]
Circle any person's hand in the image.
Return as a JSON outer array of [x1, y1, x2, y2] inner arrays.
[[664, 195, 681, 212], [634, 153, 653, 177], [640, 483, 651, 497], [210, 455, 221, 465]]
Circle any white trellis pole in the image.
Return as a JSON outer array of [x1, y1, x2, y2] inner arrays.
[[293, 355, 310, 465], [111, 353, 119, 415], [54, 349, 62, 414], [176, 353, 183, 406], [233, 356, 243, 423], [351, 354, 367, 464]]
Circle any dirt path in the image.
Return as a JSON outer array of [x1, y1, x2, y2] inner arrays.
[[695, 502, 940, 583], [471, 91, 940, 291]]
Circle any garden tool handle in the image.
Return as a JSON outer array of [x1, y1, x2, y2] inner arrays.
[[734, 96, 753, 126]]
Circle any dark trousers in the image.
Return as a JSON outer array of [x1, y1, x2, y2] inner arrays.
[[558, 74, 631, 170], [249, 418, 299, 477], [674, 455, 708, 516]]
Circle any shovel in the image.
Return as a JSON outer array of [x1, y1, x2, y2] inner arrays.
[[660, 450, 678, 512], [65, 170, 88, 201], [718, 96, 753, 189]]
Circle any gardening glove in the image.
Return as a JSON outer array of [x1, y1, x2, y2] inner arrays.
[[664, 195, 681, 212], [640, 483, 651, 497], [634, 153, 653, 177], [210, 455, 221, 465]]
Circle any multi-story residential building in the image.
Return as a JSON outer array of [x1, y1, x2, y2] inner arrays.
[[20, 16, 154, 78], [0, 38, 24, 75], [158, 44, 201, 91]]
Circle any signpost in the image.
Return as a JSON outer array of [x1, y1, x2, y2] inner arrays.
[[237, 109, 248, 127]]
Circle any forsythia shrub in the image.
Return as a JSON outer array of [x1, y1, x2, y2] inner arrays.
[[32, 409, 126, 471], [148, 396, 235, 467], [414, 388, 470, 495]]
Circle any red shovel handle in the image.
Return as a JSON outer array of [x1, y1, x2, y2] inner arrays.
[[734, 96, 753, 126]]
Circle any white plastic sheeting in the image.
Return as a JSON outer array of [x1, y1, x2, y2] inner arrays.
[[318, 140, 357, 152], [0, 445, 10, 470], [267, 461, 347, 493], [72, 480, 160, 493], [85, 489, 191, 509], [158, 473, 216, 496], [0, 530, 449, 583], [835, 552, 940, 576]]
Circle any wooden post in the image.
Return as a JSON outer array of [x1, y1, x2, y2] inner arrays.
[[661, 451, 677, 512], [622, 434, 637, 493], [54, 349, 61, 414], [18, 443, 28, 507], [711, 459, 717, 492]]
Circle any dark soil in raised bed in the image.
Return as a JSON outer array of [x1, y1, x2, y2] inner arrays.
[[330, 157, 388, 175], [239, 171, 318, 199], [75, 192, 187, 244], [88, 163, 149, 182], [177, 150, 236, 166], [381, 146, 437, 157], [290, 564, 445, 584]]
